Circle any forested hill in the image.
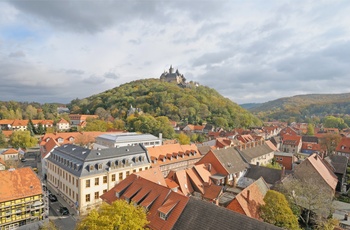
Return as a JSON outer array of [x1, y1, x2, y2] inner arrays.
[[249, 93, 350, 121], [69, 79, 262, 128]]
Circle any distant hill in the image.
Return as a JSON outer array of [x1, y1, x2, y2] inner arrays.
[[240, 103, 262, 110], [69, 78, 262, 128], [248, 93, 350, 121]]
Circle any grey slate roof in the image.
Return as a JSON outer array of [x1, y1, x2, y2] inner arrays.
[[212, 148, 248, 174], [325, 155, 348, 174], [274, 152, 294, 157], [302, 135, 319, 143], [197, 146, 211, 156], [96, 132, 160, 143], [173, 197, 281, 230], [244, 164, 282, 185], [238, 144, 274, 162], [47, 144, 150, 177]]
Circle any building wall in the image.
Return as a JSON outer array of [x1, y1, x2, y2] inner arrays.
[[274, 155, 293, 170], [0, 195, 44, 229], [46, 161, 151, 215], [250, 152, 274, 166]]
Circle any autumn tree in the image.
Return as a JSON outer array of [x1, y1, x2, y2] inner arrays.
[[9, 131, 38, 149], [75, 200, 148, 230], [279, 177, 334, 228], [319, 133, 342, 155], [177, 132, 190, 145], [260, 190, 300, 230]]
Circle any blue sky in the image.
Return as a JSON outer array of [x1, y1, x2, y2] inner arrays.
[[1, 0, 350, 104]]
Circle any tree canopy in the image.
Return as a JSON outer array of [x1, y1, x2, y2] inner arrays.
[[76, 200, 148, 230], [68, 79, 262, 129], [260, 190, 300, 230], [9, 131, 38, 149]]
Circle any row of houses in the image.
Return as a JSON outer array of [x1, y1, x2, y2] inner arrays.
[[0, 115, 99, 132]]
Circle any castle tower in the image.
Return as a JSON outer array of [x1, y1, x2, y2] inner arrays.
[[169, 65, 174, 74]]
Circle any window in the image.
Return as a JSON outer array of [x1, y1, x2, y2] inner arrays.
[[103, 176, 107, 184], [86, 194, 90, 202], [103, 189, 107, 194], [95, 178, 99, 186], [133, 169, 136, 173], [159, 212, 167, 220], [112, 174, 116, 182], [86, 180, 90, 188], [139, 168, 142, 172], [94, 192, 99, 200], [119, 173, 123, 181], [89, 165, 94, 171], [126, 171, 130, 176], [98, 164, 103, 170]]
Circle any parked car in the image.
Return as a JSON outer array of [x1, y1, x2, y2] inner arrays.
[[49, 194, 57, 202], [59, 207, 69, 215]]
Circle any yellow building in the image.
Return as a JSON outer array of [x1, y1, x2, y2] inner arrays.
[[0, 167, 44, 230]]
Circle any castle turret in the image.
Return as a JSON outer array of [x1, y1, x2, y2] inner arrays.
[[169, 65, 174, 74]]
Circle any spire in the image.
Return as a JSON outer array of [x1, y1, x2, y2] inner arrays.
[[169, 65, 174, 73]]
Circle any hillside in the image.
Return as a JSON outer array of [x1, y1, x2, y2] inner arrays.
[[69, 79, 262, 128], [249, 93, 350, 121]]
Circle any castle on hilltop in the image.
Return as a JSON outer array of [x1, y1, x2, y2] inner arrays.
[[160, 65, 186, 85]]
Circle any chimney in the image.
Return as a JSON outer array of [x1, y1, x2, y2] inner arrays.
[[345, 213, 348, 221], [247, 190, 250, 202]]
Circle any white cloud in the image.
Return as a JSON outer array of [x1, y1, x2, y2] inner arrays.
[[1, 0, 350, 104]]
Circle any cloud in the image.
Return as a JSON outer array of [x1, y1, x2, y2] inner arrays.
[[83, 75, 106, 84], [1, 0, 350, 105], [8, 50, 25, 58], [104, 72, 119, 80], [65, 69, 85, 75]]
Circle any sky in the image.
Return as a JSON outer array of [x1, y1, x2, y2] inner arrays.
[[1, 0, 350, 105]]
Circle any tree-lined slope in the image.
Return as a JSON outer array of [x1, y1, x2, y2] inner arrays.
[[69, 79, 262, 128], [250, 93, 350, 121]]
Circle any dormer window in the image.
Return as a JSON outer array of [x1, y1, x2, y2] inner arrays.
[[98, 164, 103, 170], [342, 145, 346, 150], [110, 161, 115, 168], [89, 165, 94, 171], [159, 211, 167, 220]]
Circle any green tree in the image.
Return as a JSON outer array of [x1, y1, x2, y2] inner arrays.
[[75, 200, 148, 230], [323, 116, 347, 129], [306, 123, 315, 135], [27, 119, 35, 136], [0, 129, 7, 147], [9, 131, 38, 149], [84, 119, 108, 132], [177, 132, 190, 145], [260, 190, 300, 230]]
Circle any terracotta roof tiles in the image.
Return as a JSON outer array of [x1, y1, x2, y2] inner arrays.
[[0, 167, 42, 203]]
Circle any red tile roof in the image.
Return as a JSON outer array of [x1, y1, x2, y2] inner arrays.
[[1, 130, 13, 138], [203, 184, 222, 200], [336, 137, 350, 154], [135, 167, 167, 186], [282, 135, 301, 146], [299, 154, 338, 191], [1, 148, 19, 155], [12, 119, 28, 127], [41, 138, 60, 159], [100, 175, 189, 230], [226, 177, 269, 220], [0, 167, 42, 202]]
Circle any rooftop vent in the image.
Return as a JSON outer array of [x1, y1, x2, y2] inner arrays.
[[126, 149, 129, 152], [82, 151, 86, 154], [97, 152, 101, 156]]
